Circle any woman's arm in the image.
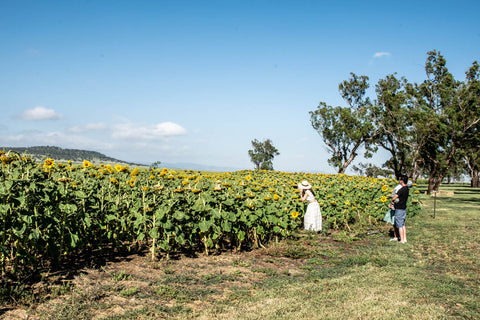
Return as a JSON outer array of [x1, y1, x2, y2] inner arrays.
[[300, 190, 308, 202]]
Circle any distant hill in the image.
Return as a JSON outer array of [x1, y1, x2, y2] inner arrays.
[[2, 146, 243, 171], [2, 146, 141, 166]]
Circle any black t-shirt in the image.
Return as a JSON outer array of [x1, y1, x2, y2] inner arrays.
[[396, 186, 409, 210]]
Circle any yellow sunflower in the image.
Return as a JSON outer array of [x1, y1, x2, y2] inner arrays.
[[83, 160, 93, 168], [43, 158, 55, 168]]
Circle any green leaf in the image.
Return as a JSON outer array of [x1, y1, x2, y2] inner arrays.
[[28, 229, 40, 241], [69, 233, 80, 248], [173, 210, 185, 221], [137, 233, 145, 241], [13, 223, 27, 236], [149, 228, 158, 239], [223, 198, 235, 206], [221, 221, 232, 233], [175, 233, 186, 245], [236, 230, 246, 241], [199, 220, 211, 233]]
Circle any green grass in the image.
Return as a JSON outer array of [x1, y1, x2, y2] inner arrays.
[[188, 183, 480, 319], [6, 184, 480, 319]]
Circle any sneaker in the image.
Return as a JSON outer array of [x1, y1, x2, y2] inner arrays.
[[400, 240, 407, 244], [389, 238, 398, 242]]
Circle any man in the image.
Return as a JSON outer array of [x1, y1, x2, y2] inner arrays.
[[391, 175, 409, 244]]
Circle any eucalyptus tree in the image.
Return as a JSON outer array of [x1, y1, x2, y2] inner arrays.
[[310, 73, 378, 174], [248, 139, 280, 171], [458, 61, 480, 187], [413, 50, 458, 192], [371, 73, 415, 180], [415, 50, 480, 192]]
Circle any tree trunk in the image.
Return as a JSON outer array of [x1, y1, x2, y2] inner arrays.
[[466, 156, 480, 188], [427, 145, 456, 193], [426, 162, 438, 194], [433, 172, 445, 192], [339, 141, 362, 174], [427, 176, 436, 194], [472, 168, 480, 188]]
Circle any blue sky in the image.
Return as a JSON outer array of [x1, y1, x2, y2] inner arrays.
[[1, 0, 479, 173]]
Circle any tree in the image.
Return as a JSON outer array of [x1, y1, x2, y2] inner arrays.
[[150, 160, 162, 169], [414, 50, 480, 193], [248, 139, 280, 171], [458, 61, 480, 187], [371, 73, 414, 179], [310, 73, 378, 173]]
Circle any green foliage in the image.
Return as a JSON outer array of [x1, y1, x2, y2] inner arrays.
[[372, 73, 416, 179], [310, 51, 480, 189], [352, 162, 393, 178], [310, 73, 378, 174], [248, 139, 280, 170]]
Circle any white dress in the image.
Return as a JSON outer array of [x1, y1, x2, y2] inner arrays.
[[303, 190, 322, 232]]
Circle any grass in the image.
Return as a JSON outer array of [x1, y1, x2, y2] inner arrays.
[[2, 183, 479, 319]]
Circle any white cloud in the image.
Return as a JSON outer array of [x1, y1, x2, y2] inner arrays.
[[68, 123, 109, 133], [153, 122, 187, 136], [22, 106, 62, 120], [0, 130, 112, 150], [373, 52, 391, 58], [112, 122, 187, 140], [0, 120, 190, 164]]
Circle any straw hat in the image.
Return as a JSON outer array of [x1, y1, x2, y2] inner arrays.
[[298, 180, 312, 190]]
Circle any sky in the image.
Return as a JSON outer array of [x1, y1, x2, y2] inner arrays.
[[1, 0, 479, 173]]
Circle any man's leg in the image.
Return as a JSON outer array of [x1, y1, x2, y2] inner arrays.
[[399, 226, 407, 243]]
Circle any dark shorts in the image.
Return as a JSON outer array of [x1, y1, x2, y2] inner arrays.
[[395, 209, 406, 228]]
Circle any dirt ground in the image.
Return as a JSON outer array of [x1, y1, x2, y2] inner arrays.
[[1, 237, 336, 320]]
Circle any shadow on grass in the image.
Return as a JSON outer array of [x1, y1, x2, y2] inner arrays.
[[0, 244, 139, 309]]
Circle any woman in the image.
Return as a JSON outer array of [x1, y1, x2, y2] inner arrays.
[[298, 180, 322, 232]]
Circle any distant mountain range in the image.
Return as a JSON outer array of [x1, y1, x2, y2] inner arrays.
[[2, 145, 140, 165], [1, 146, 242, 172]]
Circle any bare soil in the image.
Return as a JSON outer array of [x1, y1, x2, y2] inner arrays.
[[1, 232, 361, 320]]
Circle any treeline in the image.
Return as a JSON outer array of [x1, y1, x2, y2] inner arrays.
[[2, 146, 140, 166], [310, 50, 480, 192]]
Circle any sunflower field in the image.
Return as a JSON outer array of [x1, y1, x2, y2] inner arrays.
[[0, 151, 420, 279]]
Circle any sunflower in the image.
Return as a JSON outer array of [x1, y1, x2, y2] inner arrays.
[[130, 167, 140, 176], [291, 211, 299, 219], [83, 160, 93, 168], [380, 196, 388, 203], [381, 185, 389, 192], [43, 158, 55, 168]]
